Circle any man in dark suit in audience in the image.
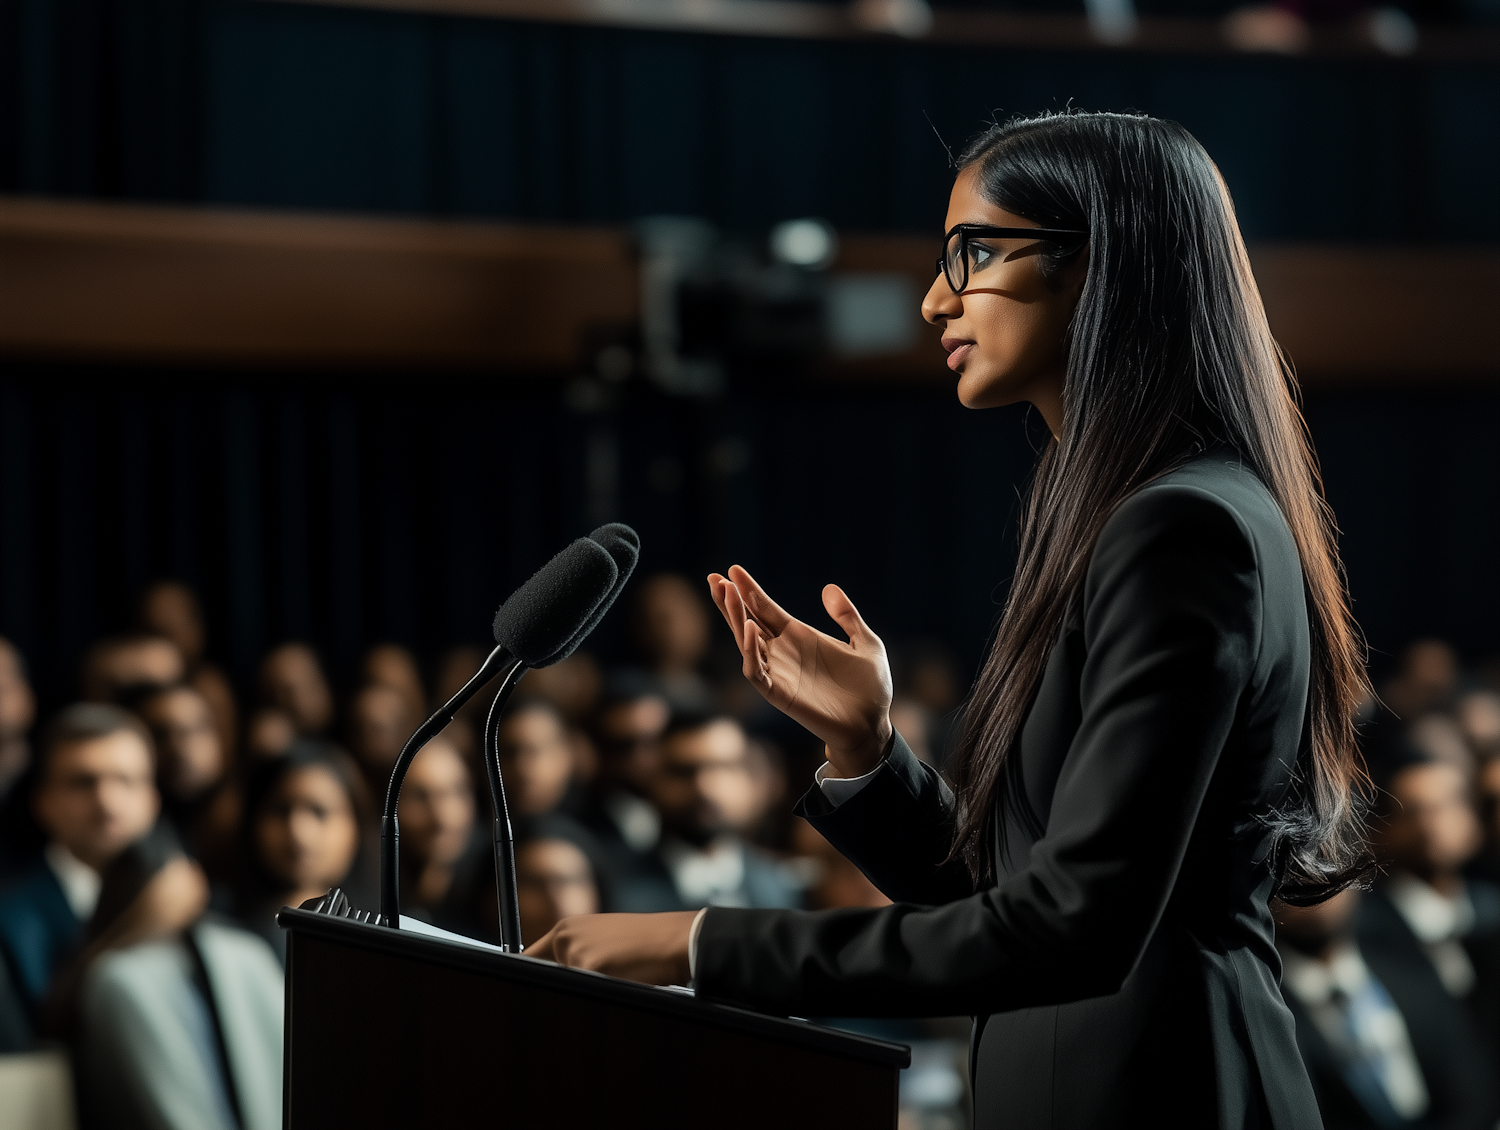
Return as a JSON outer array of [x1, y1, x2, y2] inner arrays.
[[0, 705, 159, 1035], [1277, 887, 1498, 1129], [615, 710, 799, 913], [572, 672, 673, 909], [1362, 745, 1500, 1083]]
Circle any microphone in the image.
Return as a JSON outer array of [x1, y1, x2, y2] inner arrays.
[[378, 528, 636, 934], [482, 523, 640, 949]]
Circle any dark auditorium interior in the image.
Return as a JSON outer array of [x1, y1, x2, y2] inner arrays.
[[1, 0, 1499, 1125]]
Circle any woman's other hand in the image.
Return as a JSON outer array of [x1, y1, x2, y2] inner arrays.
[[707, 566, 892, 779], [527, 912, 698, 985]]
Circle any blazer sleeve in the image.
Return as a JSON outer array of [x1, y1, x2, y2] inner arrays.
[[695, 485, 1262, 1017], [793, 731, 975, 906]]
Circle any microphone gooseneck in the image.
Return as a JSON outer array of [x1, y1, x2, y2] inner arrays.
[[378, 524, 640, 932], [483, 680, 527, 952], [379, 644, 523, 929]]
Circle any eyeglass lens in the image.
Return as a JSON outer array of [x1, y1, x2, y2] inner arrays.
[[943, 230, 966, 293]]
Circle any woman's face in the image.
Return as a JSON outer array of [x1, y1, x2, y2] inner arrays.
[[921, 165, 1088, 431], [254, 765, 360, 894]]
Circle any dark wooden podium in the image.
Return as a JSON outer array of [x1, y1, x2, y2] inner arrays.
[[279, 907, 909, 1128]]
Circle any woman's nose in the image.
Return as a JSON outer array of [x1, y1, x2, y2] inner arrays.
[[921, 273, 960, 326]]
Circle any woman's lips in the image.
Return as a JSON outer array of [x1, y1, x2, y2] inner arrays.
[[946, 343, 974, 371]]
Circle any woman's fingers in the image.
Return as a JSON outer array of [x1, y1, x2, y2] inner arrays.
[[726, 565, 792, 636], [526, 928, 557, 961], [822, 584, 879, 648]]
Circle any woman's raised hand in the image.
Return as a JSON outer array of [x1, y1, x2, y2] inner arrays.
[[707, 566, 892, 779]]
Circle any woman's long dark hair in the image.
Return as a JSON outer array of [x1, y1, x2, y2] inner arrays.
[[947, 111, 1371, 903]]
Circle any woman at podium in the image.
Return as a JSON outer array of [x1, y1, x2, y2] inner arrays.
[[530, 110, 1370, 1130]]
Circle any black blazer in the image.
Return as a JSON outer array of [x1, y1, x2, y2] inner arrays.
[[695, 454, 1324, 1129]]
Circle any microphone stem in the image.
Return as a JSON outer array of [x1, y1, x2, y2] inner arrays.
[[482, 674, 529, 953], [379, 644, 523, 929]]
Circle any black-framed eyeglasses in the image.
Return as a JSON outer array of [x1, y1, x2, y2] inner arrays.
[[937, 223, 1088, 295]]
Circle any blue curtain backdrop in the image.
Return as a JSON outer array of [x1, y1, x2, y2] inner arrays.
[[3, 0, 1498, 239], [0, 367, 1496, 713]]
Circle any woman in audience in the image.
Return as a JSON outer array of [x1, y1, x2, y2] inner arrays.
[[233, 742, 369, 962], [397, 735, 492, 940], [514, 815, 601, 948], [497, 700, 576, 817]]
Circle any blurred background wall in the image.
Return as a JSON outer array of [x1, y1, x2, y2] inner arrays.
[[1, 0, 1498, 709]]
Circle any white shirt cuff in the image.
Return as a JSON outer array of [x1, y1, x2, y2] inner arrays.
[[815, 758, 883, 807], [687, 907, 708, 980]]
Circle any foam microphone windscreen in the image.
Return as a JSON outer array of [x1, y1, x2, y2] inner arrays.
[[492, 538, 618, 665], [533, 523, 642, 667]]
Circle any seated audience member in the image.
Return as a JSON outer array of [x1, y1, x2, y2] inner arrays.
[[632, 574, 716, 713], [245, 706, 298, 761], [1457, 689, 1500, 763], [1383, 640, 1461, 721], [1407, 712, 1476, 779], [135, 684, 229, 859], [67, 824, 282, 1130], [572, 674, 671, 897], [347, 682, 419, 793], [79, 634, 185, 704], [137, 581, 238, 763], [234, 742, 368, 962], [1363, 748, 1500, 1077], [397, 735, 489, 938], [257, 643, 334, 737], [497, 700, 575, 817], [1472, 752, 1500, 884], [0, 637, 36, 803], [1278, 889, 1498, 1129], [0, 705, 159, 1032], [361, 643, 426, 721], [634, 711, 800, 912], [514, 815, 601, 947], [0, 639, 38, 879], [789, 818, 890, 911]]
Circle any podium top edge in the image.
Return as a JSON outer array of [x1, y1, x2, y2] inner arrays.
[[277, 906, 912, 1069]]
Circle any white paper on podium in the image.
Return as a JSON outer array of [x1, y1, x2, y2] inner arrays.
[[394, 915, 694, 996]]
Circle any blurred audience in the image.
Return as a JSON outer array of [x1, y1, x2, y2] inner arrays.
[[497, 700, 576, 818], [889, 696, 935, 765], [572, 672, 671, 906], [68, 824, 282, 1130], [1384, 639, 1462, 720], [1277, 889, 1498, 1127], [637, 711, 799, 911], [520, 654, 602, 726], [361, 643, 426, 722], [1364, 748, 1500, 1079], [232, 743, 369, 963], [397, 735, 491, 939], [431, 645, 489, 761], [0, 705, 159, 1037], [514, 815, 602, 947], [79, 634, 184, 705], [137, 581, 239, 765], [257, 643, 334, 739], [0, 637, 36, 803], [632, 573, 716, 713], [245, 706, 298, 762], [347, 682, 419, 793], [135, 684, 229, 854]]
